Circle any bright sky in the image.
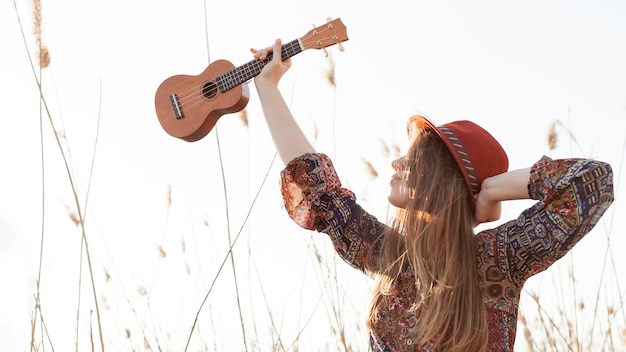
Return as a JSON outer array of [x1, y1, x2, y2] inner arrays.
[[1, 0, 625, 351]]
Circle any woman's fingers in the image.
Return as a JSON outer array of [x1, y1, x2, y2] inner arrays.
[[250, 42, 276, 60], [251, 39, 283, 61], [271, 39, 282, 62]]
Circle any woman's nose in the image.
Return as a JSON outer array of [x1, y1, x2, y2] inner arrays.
[[392, 156, 407, 171]]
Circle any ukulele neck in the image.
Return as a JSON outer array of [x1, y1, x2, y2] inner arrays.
[[217, 39, 302, 93]]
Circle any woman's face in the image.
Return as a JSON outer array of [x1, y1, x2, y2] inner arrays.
[[388, 155, 410, 208]]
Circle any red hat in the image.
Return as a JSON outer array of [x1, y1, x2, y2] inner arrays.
[[407, 115, 509, 206]]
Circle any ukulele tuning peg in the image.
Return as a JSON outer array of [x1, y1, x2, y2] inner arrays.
[[338, 43, 345, 52], [311, 23, 319, 35], [325, 17, 335, 29], [323, 47, 329, 57]]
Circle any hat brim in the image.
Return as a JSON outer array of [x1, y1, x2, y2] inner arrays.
[[408, 115, 439, 139], [406, 115, 478, 205]]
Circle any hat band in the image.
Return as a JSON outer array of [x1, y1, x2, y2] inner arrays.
[[438, 126, 481, 196]]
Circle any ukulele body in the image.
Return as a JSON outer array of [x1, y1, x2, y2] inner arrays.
[[155, 59, 249, 142]]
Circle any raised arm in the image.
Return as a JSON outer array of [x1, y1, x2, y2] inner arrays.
[[474, 167, 532, 224], [480, 156, 613, 285], [252, 39, 316, 165]]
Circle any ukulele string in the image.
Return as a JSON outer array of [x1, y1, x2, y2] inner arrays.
[[173, 57, 270, 113], [171, 59, 265, 113], [174, 27, 341, 113]]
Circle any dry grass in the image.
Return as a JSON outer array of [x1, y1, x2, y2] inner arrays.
[[239, 108, 249, 128], [362, 158, 379, 179], [15, 2, 625, 352], [31, 0, 49, 69], [325, 53, 336, 88], [515, 121, 625, 352]]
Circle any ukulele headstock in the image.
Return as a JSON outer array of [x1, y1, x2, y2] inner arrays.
[[299, 18, 348, 53]]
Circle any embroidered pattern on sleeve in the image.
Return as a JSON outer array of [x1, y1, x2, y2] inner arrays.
[[476, 156, 614, 351], [280, 153, 386, 271]]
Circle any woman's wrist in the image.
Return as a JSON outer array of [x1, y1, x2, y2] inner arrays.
[[254, 78, 279, 92]]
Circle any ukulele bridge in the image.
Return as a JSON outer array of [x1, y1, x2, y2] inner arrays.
[[169, 94, 183, 119]]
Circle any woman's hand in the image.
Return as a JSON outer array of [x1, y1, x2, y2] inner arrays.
[[474, 192, 502, 224], [473, 168, 532, 225], [251, 39, 292, 90]]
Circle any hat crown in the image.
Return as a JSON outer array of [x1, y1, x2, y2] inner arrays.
[[442, 120, 509, 195]]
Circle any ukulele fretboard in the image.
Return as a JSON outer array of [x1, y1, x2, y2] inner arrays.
[[217, 39, 302, 93]]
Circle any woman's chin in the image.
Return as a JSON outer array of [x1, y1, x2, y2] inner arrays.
[[387, 194, 407, 209]]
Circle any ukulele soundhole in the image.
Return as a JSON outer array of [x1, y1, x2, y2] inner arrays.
[[201, 81, 219, 100]]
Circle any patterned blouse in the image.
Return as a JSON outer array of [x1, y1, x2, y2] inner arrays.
[[280, 153, 614, 351]]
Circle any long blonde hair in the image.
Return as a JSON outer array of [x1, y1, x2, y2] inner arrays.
[[367, 127, 488, 351]]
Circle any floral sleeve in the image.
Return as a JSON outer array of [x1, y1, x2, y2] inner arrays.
[[280, 153, 387, 272], [500, 156, 614, 285]]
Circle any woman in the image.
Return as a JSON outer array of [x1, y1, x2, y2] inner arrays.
[[252, 39, 614, 352]]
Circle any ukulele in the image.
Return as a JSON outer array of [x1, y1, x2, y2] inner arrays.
[[154, 18, 348, 142]]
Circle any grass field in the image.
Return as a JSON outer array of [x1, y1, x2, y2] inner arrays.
[[3, 1, 625, 351]]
